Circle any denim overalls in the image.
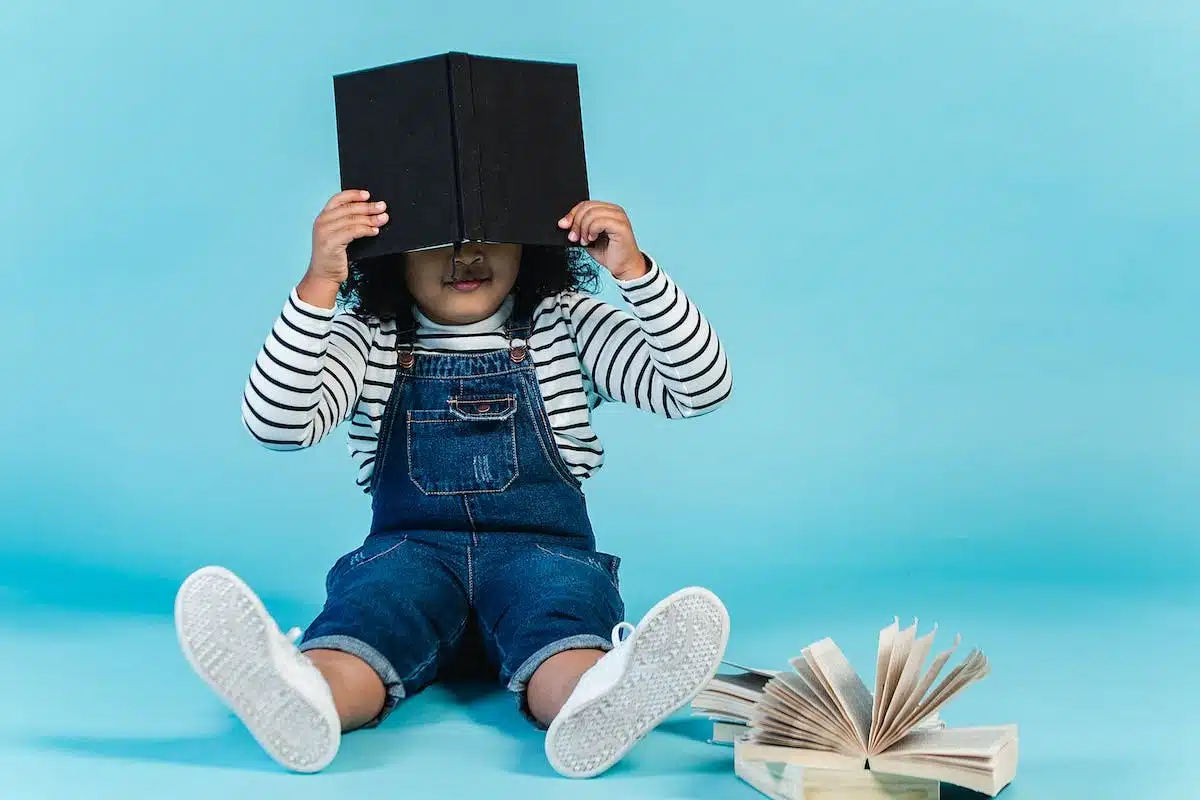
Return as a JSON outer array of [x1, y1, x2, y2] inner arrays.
[[300, 313, 625, 725]]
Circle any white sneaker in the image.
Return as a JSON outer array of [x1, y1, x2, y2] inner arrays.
[[174, 565, 341, 773], [544, 586, 731, 779]]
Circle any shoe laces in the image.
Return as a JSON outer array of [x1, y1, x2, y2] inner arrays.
[[610, 621, 635, 648], [278, 625, 312, 669]]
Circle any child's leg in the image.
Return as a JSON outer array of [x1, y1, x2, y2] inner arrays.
[[175, 534, 470, 773], [175, 566, 345, 774], [304, 649, 388, 732], [473, 540, 730, 778], [525, 649, 604, 725], [473, 541, 623, 727], [297, 533, 471, 726], [539, 586, 729, 779]]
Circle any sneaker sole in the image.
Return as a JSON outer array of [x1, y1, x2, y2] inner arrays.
[[174, 566, 340, 773], [544, 586, 731, 778]]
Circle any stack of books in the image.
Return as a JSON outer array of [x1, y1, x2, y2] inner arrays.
[[691, 619, 1018, 799]]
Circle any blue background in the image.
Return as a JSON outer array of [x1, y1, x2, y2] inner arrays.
[[1, 1, 1196, 797]]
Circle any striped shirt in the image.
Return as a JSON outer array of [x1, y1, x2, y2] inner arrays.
[[240, 256, 732, 492]]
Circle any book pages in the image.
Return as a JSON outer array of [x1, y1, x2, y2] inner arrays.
[[877, 646, 990, 753], [870, 618, 899, 740], [708, 622, 1015, 797], [871, 622, 940, 753], [721, 660, 779, 678], [692, 669, 776, 725], [872, 630, 960, 752], [790, 655, 861, 745], [869, 726, 1018, 797], [886, 725, 1015, 757], [800, 637, 874, 752], [751, 674, 855, 752], [716, 671, 776, 699]]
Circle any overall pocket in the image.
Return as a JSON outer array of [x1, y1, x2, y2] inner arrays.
[[407, 395, 519, 495]]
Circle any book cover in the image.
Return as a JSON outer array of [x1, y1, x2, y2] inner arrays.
[[333, 52, 589, 260]]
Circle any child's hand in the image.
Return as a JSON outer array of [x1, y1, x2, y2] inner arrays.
[[306, 189, 389, 285], [558, 201, 648, 282]]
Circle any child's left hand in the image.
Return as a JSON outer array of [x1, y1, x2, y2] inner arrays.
[[559, 201, 648, 282]]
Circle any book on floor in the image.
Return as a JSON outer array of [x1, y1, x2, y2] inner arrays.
[[692, 619, 1018, 798], [694, 662, 946, 745], [691, 661, 777, 742]]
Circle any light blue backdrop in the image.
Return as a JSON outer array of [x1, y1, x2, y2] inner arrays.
[[1, 1, 1196, 798]]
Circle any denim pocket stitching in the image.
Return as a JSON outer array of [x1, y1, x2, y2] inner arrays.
[[447, 396, 518, 422], [406, 411, 520, 496]]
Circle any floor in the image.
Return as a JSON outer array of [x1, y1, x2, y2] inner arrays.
[[1, 574, 1196, 799]]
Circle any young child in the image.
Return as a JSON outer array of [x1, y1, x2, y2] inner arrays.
[[175, 190, 734, 778]]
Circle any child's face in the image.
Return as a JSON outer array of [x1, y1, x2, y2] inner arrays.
[[404, 242, 521, 325]]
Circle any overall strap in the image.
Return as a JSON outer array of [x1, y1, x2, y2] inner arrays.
[[393, 301, 531, 370], [504, 303, 532, 364], [394, 320, 419, 370]]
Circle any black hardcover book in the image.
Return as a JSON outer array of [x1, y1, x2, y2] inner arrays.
[[333, 52, 590, 261]]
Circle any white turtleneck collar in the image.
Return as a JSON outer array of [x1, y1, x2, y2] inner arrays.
[[412, 294, 515, 336]]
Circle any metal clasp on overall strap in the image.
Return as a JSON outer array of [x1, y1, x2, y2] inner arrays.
[[508, 324, 528, 362]]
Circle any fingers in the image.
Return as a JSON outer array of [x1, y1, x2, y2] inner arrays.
[[323, 220, 381, 245], [317, 215, 387, 244], [575, 208, 627, 245], [316, 195, 388, 247], [559, 201, 627, 244], [558, 200, 620, 228], [324, 188, 370, 211], [558, 201, 585, 229], [322, 200, 388, 225]]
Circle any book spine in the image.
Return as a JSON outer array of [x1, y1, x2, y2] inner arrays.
[[447, 52, 484, 242]]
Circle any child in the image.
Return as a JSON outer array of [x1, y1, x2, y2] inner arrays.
[[175, 191, 734, 778]]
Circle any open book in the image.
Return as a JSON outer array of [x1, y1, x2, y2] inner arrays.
[[691, 662, 777, 742], [697, 619, 1018, 797], [693, 660, 947, 744]]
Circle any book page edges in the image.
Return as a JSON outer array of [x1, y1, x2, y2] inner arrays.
[[884, 724, 1017, 757], [869, 735, 1018, 798], [736, 740, 869, 772]]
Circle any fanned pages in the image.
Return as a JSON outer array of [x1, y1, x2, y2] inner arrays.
[[694, 619, 1019, 798], [871, 621, 941, 751], [788, 656, 854, 740], [800, 638, 874, 752], [870, 618, 900, 741], [691, 666, 776, 727]]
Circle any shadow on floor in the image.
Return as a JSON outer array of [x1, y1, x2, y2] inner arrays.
[[27, 689, 478, 776], [443, 677, 734, 780], [30, 724, 283, 774], [0, 549, 314, 626]]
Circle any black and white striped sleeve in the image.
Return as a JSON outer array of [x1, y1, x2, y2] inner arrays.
[[240, 289, 372, 449], [566, 256, 732, 418]]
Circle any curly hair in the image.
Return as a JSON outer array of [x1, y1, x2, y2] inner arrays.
[[337, 245, 600, 327]]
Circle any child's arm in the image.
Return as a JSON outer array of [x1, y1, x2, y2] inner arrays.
[[240, 293, 373, 449], [557, 202, 732, 418], [240, 189, 385, 449]]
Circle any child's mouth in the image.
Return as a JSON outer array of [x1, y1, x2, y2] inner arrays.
[[449, 278, 490, 292]]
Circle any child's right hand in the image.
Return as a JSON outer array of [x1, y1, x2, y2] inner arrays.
[[306, 189, 389, 285]]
